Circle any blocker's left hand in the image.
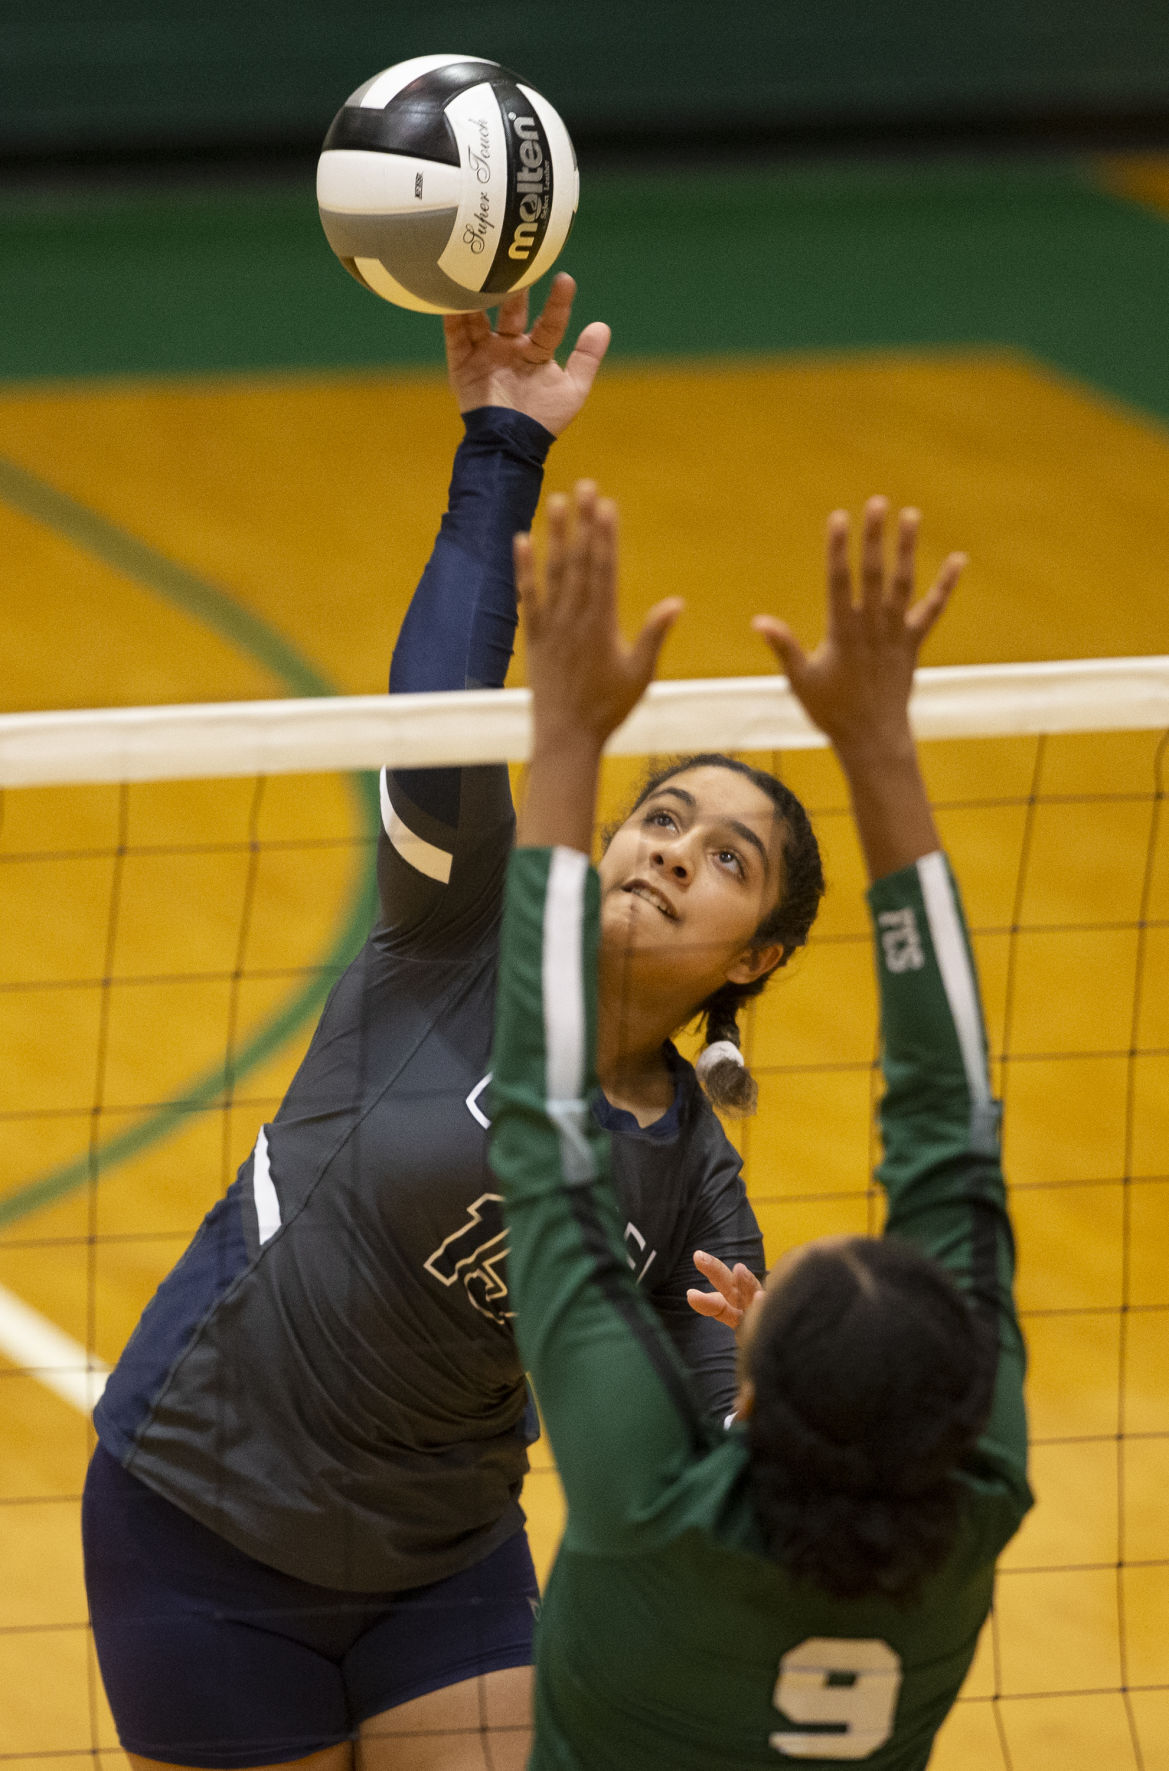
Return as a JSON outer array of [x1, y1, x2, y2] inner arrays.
[[752, 498, 966, 761], [687, 1250, 763, 1332], [444, 272, 610, 436]]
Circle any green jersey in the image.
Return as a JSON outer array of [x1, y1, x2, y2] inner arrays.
[[489, 846, 1032, 1770]]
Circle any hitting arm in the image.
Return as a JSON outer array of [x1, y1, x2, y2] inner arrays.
[[376, 276, 609, 949]]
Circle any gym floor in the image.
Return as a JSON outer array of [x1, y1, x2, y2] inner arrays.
[[1, 148, 1167, 1769]]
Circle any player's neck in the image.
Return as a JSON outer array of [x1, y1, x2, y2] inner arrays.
[[596, 967, 680, 1126], [597, 1049, 674, 1126]]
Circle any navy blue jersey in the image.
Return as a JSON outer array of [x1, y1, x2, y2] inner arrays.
[[95, 410, 764, 1592]]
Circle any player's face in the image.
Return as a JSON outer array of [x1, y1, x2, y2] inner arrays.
[[597, 766, 787, 1000]]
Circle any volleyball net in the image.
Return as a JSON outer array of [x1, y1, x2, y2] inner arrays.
[[0, 660, 1166, 1770]]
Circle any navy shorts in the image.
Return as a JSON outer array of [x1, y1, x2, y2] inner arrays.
[[82, 1442, 538, 1768]]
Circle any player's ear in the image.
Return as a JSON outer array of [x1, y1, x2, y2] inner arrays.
[[733, 1375, 756, 1422], [725, 942, 782, 988]]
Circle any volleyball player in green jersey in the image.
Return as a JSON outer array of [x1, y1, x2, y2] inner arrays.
[[489, 485, 1032, 1768]]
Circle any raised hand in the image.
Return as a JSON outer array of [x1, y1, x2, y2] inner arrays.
[[686, 1250, 763, 1332], [514, 482, 682, 854], [443, 273, 610, 436], [516, 482, 683, 753], [753, 498, 967, 881], [752, 498, 966, 762]]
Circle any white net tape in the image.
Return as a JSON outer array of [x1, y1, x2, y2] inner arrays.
[[2, 655, 1168, 788]]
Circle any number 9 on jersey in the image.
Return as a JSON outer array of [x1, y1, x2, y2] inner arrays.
[[770, 1638, 903, 1760]]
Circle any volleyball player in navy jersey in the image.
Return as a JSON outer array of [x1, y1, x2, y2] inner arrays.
[[83, 276, 823, 1771]]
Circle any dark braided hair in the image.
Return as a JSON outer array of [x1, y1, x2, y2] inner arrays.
[[745, 1237, 996, 1603], [621, 754, 825, 1116]]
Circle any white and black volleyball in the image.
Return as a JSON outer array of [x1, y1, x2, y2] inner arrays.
[[317, 54, 579, 314]]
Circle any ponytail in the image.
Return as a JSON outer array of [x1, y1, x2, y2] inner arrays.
[[694, 987, 757, 1117]]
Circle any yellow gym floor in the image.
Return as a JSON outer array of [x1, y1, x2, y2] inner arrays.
[[1, 341, 1166, 1767]]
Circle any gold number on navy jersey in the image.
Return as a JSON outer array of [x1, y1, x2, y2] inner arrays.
[[423, 1192, 514, 1322]]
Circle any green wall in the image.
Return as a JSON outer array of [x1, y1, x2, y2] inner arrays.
[[5, 1, 1169, 157], [4, 158, 1169, 437]]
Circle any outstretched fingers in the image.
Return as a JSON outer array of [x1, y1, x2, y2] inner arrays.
[[512, 531, 540, 631], [515, 489, 615, 648], [584, 490, 617, 619], [442, 308, 492, 366], [494, 287, 530, 339], [907, 549, 968, 641], [629, 593, 685, 694], [563, 319, 611, 395], [825, 508, 854, 631], [751, 614, 808, 686], [528, 482, 603, 632], [525, 271, 576, 358], [888, 507, 921, 618], [563, 481, 598, 618], [543, 489, 573, 607], [519, 479, 683, 740], [859, 495, 890, 620], [686, 1251, 762, 1328], [827, 497, 941, 637]]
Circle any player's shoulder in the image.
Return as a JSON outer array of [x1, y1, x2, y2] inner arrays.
[[676, 1055, 746, 1191], [941, 1467, 1034, 1581]]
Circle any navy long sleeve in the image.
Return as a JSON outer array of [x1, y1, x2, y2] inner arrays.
[[376, 408, 553, 944], [386, 405, 553, 796]]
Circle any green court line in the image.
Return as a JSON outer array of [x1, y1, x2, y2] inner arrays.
[[0, 455, 333, 698], [0, 453, 380, 1230]]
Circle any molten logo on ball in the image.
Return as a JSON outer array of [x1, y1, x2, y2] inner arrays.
[[508, 114, 547, 261], [317, 53, 579, 314]]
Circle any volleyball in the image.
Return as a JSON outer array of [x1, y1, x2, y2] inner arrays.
[[316, 54, 579, 314]]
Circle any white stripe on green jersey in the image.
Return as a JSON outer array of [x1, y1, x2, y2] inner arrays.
[[916, 851, 991, 1111], [542, 846, 595, 1186], [490, 846, 1031, 1770]]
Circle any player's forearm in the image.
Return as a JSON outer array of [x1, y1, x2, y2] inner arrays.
[[869, 855, 1006, 1228], [834, 728, 941, 884], [443, 407, 555, 559], [517, 729, 603, 856], [388, 409, 553, 699]]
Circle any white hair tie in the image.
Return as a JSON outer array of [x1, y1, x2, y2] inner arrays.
[[695, 1039, 745, 1083]]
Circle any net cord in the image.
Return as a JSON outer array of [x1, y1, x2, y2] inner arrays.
[[1, 655, 1167, 788]]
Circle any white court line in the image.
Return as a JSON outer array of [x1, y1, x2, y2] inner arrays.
[[0, 1281, 108, 1413]]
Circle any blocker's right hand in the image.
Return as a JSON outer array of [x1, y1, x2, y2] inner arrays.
[[443, 272, 610, 436]]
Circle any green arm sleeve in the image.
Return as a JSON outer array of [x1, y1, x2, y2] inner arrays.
[[869, 851, 1031, 1523], [489, 846, 717, 1554]]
